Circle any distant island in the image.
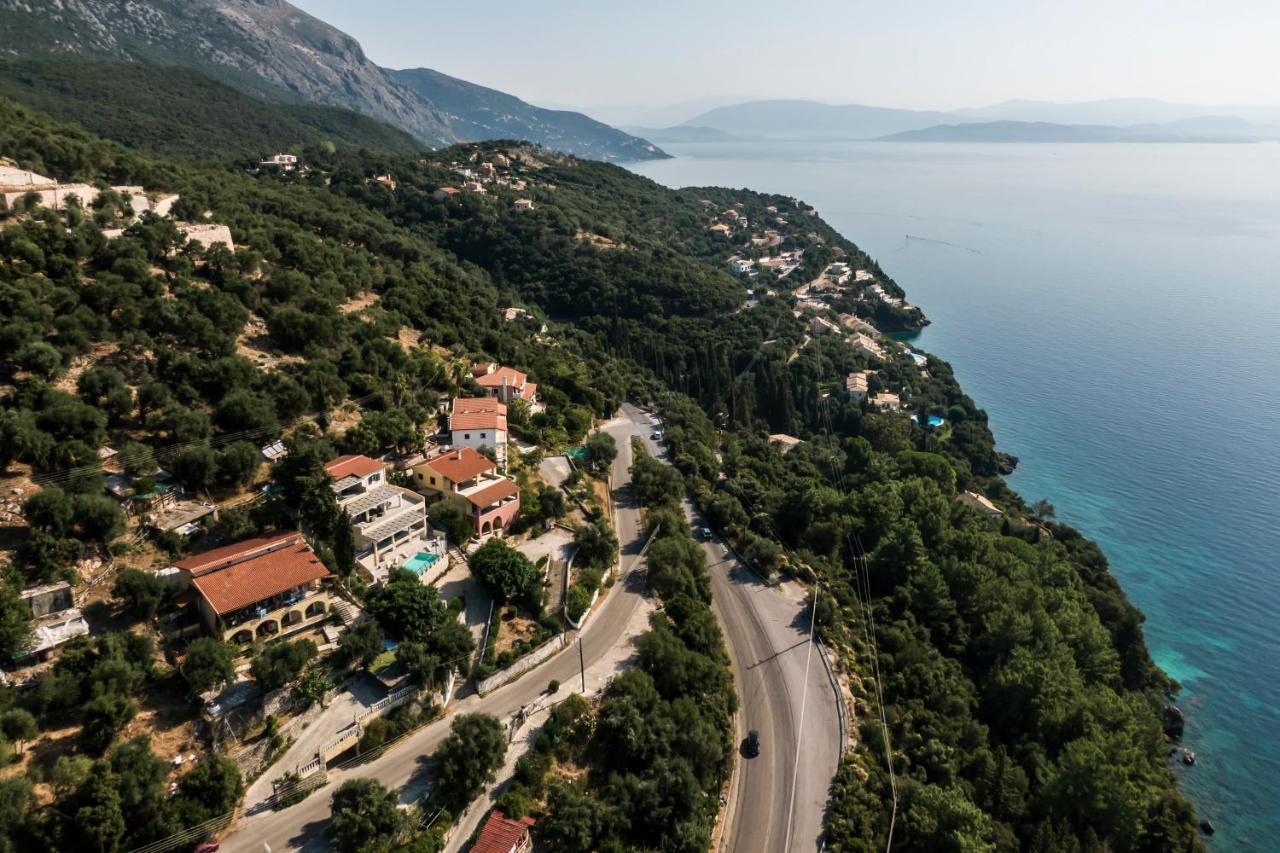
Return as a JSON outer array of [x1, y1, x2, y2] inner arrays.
[[880, 119, 1261, 143]]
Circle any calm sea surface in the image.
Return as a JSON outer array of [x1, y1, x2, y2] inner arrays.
[[631, 141, 1280, 850]]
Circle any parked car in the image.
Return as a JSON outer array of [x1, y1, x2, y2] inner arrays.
[[744, 730, 761, 758], [699, 527, 713, 541]]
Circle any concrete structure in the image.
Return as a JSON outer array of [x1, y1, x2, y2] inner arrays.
[[449, 397, 509, 468], [845, 371, 869, 402], [433, 187, 460, 200], [174, 532, 335, 646], [324, 455, 444, 584], [869, 392, 901, 412], [849, 331, 886, 360], [472, 810, 535, 853], [512, 198, 534, 211], [472, 363, 537, 406], [177, 222, 234, 251], [463, 180, 486, 193], [810, 315, 841, 336], [260, 153, 298, 171], [838, 313, 878, 336], [412, 447, 520, 537], [769, 433, 802, 454], [959, 491, 1003, 518], [16, 582, 88, 662]]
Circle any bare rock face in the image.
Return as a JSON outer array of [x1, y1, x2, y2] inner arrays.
[[0, 0, 454, 145]]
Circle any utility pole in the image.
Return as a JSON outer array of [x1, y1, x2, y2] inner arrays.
[[577, 636, 586, 693]]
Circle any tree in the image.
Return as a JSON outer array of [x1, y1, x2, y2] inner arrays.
[[112, 568, 168, 620], [630, 453, 683, 507], [181, 638, 235, 694], [249, 638, 317, 691], [171, 755, 242, 823], [573, 521, 618, 570], [108, 736, 168, 820], [117, 441, 157, 477], [469, 539, 540, 606], [427, 499, 471, 546], [73, 493, 124, 541], [0, 710, 36, 754], [433, 714, 506, 811], [338, 618, 383, 669], [23, 487, 74, 536], [0, 777, 33, 853], [73, 771, 127, 853], [81, 693, 136, 754], [295, 668, 332, 707], [397, 641, 443, 690], [0, 572, 32, 659], [584, 431, 617, 474], [328, 778, 405, 853]]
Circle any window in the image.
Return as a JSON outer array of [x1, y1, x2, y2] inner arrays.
[[464, 433, 471, 440], [480, 432, 486, 439]]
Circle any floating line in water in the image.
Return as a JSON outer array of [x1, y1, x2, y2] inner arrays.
[[904, 233, 982, 254]]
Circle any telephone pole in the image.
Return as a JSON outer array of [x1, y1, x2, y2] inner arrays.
[[577, 636, 586, 692]]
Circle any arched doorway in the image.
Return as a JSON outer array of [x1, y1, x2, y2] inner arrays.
[[305, 601, 326, 619], [231, 629, 253, 645], [256, 619, 279, 639], [282, 610, 302, 628]]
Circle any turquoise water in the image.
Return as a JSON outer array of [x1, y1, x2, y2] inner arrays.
[[402, 552, 440, 575], [632, 141, 1280, 850], [912, 414, 946, 428]]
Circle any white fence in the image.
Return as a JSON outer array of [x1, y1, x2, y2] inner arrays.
[[476, 634, 566, 695]]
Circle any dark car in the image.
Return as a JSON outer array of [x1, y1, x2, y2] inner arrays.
[[744, 730, 761, 758], [699, 527, 713, 541]]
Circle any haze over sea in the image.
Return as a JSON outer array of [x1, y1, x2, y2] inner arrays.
[[632, 140, 1280, 849]]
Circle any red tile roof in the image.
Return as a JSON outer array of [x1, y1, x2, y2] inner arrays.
[[323, 455, 385, 480], [173, 531, 302, 576], [424, 447, 494, 484], [472, 810, 535, 853], [451, 398, 508, 432], [191, 538, 331, 615], [465, 477, 518, 510], [474, 365, 528, 390]]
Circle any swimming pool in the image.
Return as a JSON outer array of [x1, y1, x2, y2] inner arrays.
[[911, 414, 946, 428], [403, 552, 440, 575]]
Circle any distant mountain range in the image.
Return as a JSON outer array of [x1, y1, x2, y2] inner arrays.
[[881, 120, 1262, 144], [0, 0, 666, 162], [660, 97, 1280, 144]]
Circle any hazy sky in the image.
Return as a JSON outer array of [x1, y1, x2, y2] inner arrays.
[[293, 0, 1279, 113]]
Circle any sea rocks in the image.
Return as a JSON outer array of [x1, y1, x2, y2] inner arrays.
[[1199, 820, 1215, 835], [1162, 704, 1185, 740], [996, 453, 1019, 475]]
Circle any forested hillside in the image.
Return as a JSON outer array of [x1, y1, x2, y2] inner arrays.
[[0, 60, 426, 160], [0, 92, 1200, 852]]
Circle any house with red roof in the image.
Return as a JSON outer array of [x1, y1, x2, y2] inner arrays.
[[323, 455, 445, 584], [471, 810, 534, 853], [449, 398, 509, 468], [411, 447, 520, 538], [472, 362, 538, 407], [173, 531, 335, 645]]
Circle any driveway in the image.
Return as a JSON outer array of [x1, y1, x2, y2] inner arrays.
[[241, 673, 388, 811], [538, 454, 572, 489]]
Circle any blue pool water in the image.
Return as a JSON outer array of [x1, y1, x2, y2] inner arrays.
[[403, 552, 440, 575], [912, 414, 946, 428], [633, 141, 1280, 849]]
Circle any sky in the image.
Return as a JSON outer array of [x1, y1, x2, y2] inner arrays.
[[293, 0, 1280, 119]]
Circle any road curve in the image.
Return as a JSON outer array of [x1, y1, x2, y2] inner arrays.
[[220, 413, 653, 853], [624, 403, 842, 853]]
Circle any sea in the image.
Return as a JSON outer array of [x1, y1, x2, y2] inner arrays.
[[630, 140, 1280, 850]]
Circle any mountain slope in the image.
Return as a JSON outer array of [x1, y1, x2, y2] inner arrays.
[[0, 0, 664, 161], [0, 59, 425, 159], [0, 0, 454, 146], [390, 68, 667, 162], [684, 99, 954, 140]]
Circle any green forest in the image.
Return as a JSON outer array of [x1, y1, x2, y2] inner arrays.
[[0, 77, 1200, 853]]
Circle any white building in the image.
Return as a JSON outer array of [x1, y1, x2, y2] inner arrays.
[[869, 392, 901, 412], [845, 371, 869, 401], [261, 153, 298, 171], [324, 455, 445, 584], [449, 398, 509, 468], [849, 331, 885, 360]]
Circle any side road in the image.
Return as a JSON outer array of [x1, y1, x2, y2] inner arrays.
[[219, 412, 653, 853]]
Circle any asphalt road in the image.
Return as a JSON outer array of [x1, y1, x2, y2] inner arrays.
[[625, 402, 841, 852], [221, 406, 839, 851], [221, 413, 652, 853]]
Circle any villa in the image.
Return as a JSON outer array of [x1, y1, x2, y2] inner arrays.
[[769, 433, 803, 454], [845, 371, 869, 402], [174, 531, 335, 646], [869, 392, 901, 412], [450, 398, 509, 467], [849, 331, 885, 360], [959, 491, 1004, 518], [324, 455, 445, 584], [810, 315, 841, 336], [433, 186, 460, 200], [472, 362, 538, 406], [473, 810, 535, 853], [412, 447, 520, 538]]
